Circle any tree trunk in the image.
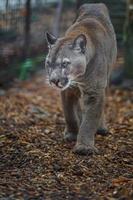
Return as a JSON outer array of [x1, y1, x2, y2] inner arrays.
[[23, 0, 31, 59], [5, 0, 9, 31], [52, 0, 63, 37], [124, 0, 133, 79], [76, 0, 83, 10]]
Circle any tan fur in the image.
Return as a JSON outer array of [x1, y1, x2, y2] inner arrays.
[[45, 3, 117, 155]]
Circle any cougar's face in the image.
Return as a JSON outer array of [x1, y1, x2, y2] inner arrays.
[[45, 32, 87, 90]]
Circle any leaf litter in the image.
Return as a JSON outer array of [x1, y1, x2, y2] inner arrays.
[[0, 73, 133, 199]]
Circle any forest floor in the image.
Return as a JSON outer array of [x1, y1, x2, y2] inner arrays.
[[0, 72, 133, 200]]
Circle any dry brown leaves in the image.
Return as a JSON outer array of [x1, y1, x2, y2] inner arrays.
[[0, 74, 133, 200]]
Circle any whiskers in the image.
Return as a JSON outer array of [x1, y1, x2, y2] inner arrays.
[[69, 80, 84, 88], [61, 79, 84, 91], [45, 76, 84, 92]]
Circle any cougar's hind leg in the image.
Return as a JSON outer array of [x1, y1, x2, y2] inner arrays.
[[76, 99, 82, 126]]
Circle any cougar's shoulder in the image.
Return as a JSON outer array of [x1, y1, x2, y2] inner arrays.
[[65, 3, 117, 88], [68, 3, 116, 42]]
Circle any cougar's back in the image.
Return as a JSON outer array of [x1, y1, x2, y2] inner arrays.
[[65, 3, 117, 86]]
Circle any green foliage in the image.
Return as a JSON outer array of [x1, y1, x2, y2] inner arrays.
[[19, 55, 45, 80], [19, 59, 33, 80]]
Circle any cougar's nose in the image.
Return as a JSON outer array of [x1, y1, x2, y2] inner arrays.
[[50, 77, 60, 86]]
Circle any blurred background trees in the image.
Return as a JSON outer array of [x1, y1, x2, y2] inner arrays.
[[23, 0, 31, 59], [124, 0, 133, 79], [52, 0, 63, 37], [0, 0, 132, 87]]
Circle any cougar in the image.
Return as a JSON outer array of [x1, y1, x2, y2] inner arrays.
[[45, 3, 117, 155]]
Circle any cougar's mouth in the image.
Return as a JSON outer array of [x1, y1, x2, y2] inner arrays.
[[61, 79, 71, 91], [50, 76, 70, 90], [59, 78, 70, 90]]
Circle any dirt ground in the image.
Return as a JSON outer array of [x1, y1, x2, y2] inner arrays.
[[0, 73, 133, 200]]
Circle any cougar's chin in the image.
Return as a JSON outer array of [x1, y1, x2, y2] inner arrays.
[[61, 79, 71, 91]]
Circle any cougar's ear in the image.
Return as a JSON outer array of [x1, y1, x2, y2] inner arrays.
[[45, 32, 57, 46], [72, 34, 87, 53]]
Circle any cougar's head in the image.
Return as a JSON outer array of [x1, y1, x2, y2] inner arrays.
[[45, 32, 87, 90]]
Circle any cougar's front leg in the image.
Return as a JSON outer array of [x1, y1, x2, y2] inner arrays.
[[97, 111, 108, 136], [61, 89, 81, 142], [74, 89, 105, 155]]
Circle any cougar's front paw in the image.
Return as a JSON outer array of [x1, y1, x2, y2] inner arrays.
[[73, 143, 98, 155], [97, 128, 109, 136], [64, 132, 77, 142]]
